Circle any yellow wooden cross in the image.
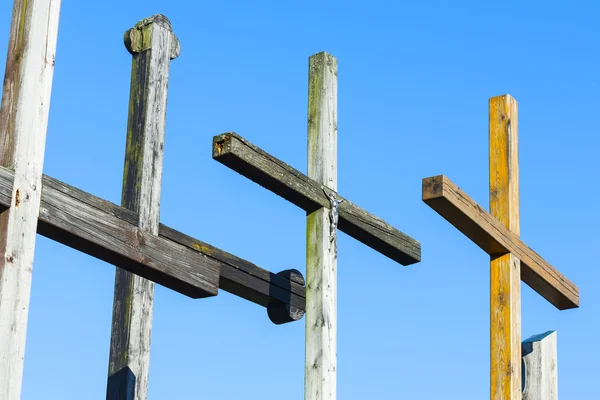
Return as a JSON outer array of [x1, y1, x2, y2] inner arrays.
[[422, 94, 579, 400]]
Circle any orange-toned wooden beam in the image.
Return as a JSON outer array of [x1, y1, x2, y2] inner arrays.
[[422, 173, 579, 310], [489, 94, 521, 400], [423, 94, 579, 400]]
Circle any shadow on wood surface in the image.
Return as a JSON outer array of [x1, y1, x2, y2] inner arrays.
[[106, 366, 136, 400]]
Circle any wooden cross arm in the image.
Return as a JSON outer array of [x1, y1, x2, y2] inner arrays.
[[0, 166, 305, 317], [159, 225, 306, 314], [212, 133, 421, 266], [422, 175, 579, 310], [31, 171, 220, 299]]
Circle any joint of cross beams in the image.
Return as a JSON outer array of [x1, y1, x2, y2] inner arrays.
[[421, 175, 579, 310], [212, 132, 421, 266]]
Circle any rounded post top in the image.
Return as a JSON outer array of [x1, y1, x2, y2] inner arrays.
[[124, 14, 180, 59]]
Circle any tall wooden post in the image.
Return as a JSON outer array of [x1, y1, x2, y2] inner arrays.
[[107, 14, 180, 400], [489, 95, 521, 400], [522, 331, 558, 400], [0, 1, 61, 398], [305, 51, 338, 400]]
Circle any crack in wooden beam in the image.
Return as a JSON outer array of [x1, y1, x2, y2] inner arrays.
[[0, 165, 306, 314], [422, 175, 579, 310], [212, 132, 421, 266]]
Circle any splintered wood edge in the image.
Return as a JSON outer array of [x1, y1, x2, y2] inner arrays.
[[422, 175, 579, 310]]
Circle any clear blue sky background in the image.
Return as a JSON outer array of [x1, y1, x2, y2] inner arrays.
[[0, 1, 597, 399]]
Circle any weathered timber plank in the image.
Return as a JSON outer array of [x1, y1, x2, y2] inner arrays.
[[159, 225, 306, 312], [422, 175, 579, 310], [0, 165, 305, 312], [489, 94, 521, 400], [522, 331, 558, 400], [46, 171, 306, 311], [305, 52, 338, 400], [212, 132, 421, 266], [0, 1, 61, 398], [108, 14, 180, 400], [0, 166, 219, 298]]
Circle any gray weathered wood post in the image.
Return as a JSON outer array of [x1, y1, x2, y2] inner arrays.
[[213, 52, 420, 399], [107, 14, 180, 400], [305, 51, 338, 400], [522, 331, 558, 400], [0, 0, 61, 398]]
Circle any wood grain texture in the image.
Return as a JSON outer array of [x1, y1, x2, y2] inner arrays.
[[160, 226, 306, 315], [0, 164, 304, 311], [0, 166, 219, 296], [212, 132, 421, 266], [0, 1, 61, 398], [422, 175, 578, 310], [522, 331, 557, 400], [490, 95, 520, 236], [305, 52, 338, 400], [489, 94, 521, 400], [35, 170, 220, 297], [107, 14, 180, 400]]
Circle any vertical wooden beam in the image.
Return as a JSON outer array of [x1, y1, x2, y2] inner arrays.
[[522, 331, 558, 400], [0, 1, 61, 398], [107, 14, 180, 400], [305, 51, 338, 400], [489, 94, 521, 400]]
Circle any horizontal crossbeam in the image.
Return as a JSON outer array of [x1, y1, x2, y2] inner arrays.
[[159, 226, 305, 311], [212, 133, 421, 266], [0, 165, 305, 311], [422, 175, 579, 310]]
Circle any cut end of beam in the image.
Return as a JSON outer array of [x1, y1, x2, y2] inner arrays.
[[275, 268, 306, 286], [267, 269, 306, 325], [213, 133, 233, 159], [422, 175, 446, 201], [422, 175, 579, 310]]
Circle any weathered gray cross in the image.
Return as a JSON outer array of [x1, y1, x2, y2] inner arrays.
[[212, 52, 421, 400], [0, 7, 305, 400]]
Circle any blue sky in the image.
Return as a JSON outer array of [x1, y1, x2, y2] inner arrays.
[[1, 1, 598, 398]]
